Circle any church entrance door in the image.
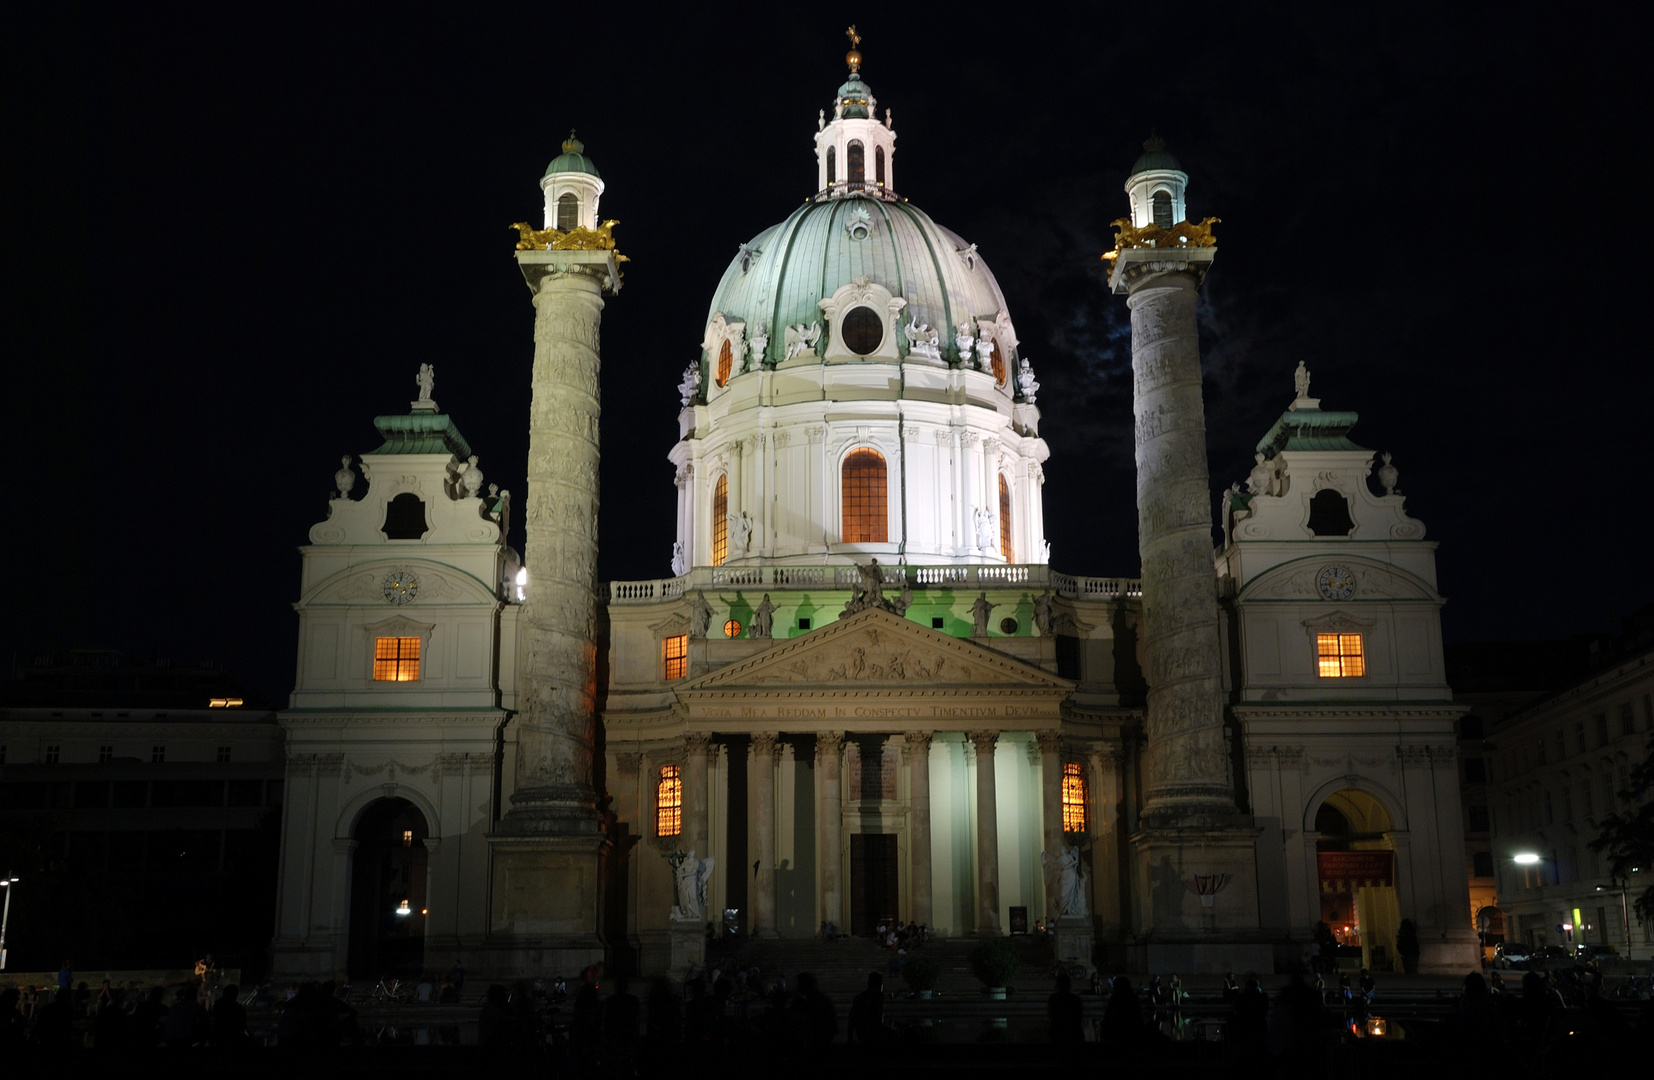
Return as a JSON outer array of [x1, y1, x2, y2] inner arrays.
[[850, 833, 898, 935], [347, 797, 429, 978]]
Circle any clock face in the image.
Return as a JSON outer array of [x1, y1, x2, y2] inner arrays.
[[1316, 565, 1356, 601], [383, 570, 420, 605]]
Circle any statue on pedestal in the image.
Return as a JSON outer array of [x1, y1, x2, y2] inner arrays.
[[970, 592, 996, 637], [1042, 846, 1088, 918], [750, 594, 776, 638], [671, 849, 715, 921]]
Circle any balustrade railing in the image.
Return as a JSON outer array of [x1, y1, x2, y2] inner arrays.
[[609, 565, 1141, 604]]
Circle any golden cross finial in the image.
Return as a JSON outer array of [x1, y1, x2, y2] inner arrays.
[[846, 25, 860, 49]]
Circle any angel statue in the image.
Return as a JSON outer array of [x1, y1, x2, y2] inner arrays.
[[784, 321, 822, 362]]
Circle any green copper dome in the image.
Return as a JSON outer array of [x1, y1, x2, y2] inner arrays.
[[704, 195, 1011, 368], [836, 75, 873, 118], [1129, 133, 1182, 177], [544, 132, 601, 179]]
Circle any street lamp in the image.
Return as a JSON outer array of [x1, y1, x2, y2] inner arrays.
[[0, 875, 19, 971], [1596, 882, 1633, 956]]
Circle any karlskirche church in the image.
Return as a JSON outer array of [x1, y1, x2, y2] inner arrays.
[[270, 43, 1479, 982]]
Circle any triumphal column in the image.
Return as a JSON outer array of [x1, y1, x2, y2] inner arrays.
[[487, 136, 625, 975], [1105, 135, 1266, 972]]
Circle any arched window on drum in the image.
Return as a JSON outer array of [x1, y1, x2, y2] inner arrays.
[[841, 449, 888, 543], [556, 192, 578, 232], [711, 474, 729, 566], [998, 475, 1014, 562], [716, 338, 734, 388]]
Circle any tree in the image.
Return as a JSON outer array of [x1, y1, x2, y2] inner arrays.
[[1589, 734, 1654, 926]]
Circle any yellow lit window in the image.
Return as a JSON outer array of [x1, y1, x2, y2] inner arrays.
[[998, 475, 1014, 562], [657, 765, 683, 837], [1061, 761, 1088, 833], [1316, 633, 1365, 678], [841, 449, 888, 543], [662, 634, 688, 680], [374, 636, 421, 681], [716, 338, 733, 388], [711, 475, 728, 567], [990, 337, 1006, 386], [724, 619, 743, 639]]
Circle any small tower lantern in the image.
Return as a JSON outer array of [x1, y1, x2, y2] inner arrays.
[[540, 132, 605, 232], [1124, 133, 1189, 229]]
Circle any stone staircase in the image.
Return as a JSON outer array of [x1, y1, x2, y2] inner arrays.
[[705, 935, 1064, 999]]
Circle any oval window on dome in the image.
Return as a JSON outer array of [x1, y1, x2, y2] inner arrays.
[[840, 306, 883, 355]]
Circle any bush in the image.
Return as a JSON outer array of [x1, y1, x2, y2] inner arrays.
[[969, 936, 1020, 987], [903, 954, 940, 992]]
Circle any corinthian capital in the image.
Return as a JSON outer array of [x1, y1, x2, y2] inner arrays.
[[968, 730, 999, 755]]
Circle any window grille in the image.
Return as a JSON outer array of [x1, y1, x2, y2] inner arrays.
[[1315, 634, 1365, 678], [841, 449, 888, 543], [374, 636, 422, 682]]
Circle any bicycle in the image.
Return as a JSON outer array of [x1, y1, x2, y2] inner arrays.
[[371, 976, 417, 1004]]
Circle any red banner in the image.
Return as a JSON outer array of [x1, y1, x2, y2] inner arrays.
[[1318, 851, 1394, 893]]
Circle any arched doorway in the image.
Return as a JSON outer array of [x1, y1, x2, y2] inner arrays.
[[347, 798, 430, 978], [1314, 790, 1400, 972]]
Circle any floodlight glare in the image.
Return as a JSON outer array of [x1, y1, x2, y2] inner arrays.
[[1513, 852, 1540, 865]]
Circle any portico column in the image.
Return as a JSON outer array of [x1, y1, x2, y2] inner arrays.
[[1036, 731, 1064, 916], [970, 731, 1001, 933], [684, 733, 712, 858], [751, 732, 780, 938], [817, 731, 845, 931], [904, 731, 934, 928]]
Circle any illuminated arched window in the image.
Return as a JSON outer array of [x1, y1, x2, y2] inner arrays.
[[841, 449, 887, 543], [1061, 762, 1088, 833], [716, 338, 733, 387], [989, 337, 1005, 386], [711, 474, 728, 566], [656, 765, 683, 837], [1152, 190, 1173, 229], [875, 146, 885, 185], [999, 475, 1014, 562], [847, 140, 865, 182], [556, 192, 578, 231], [826, 146, 836, 185]]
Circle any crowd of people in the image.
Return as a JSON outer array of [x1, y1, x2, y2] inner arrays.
[[4, 953, 1649, 1067]]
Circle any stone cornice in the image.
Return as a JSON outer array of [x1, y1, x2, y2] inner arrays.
[[279, 711, 507, 728], [1233, 704, 1465, 723]]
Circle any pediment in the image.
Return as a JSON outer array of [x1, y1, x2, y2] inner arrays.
[[677, 607, 1072, 695]]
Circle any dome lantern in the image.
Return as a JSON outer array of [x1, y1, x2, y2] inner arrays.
[[814, 29, 897, 200], [541, 131, 606, 232], [1124, 132, 1189, 229]]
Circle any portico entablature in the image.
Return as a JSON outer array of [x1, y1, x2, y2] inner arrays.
[[665, 607, 1071, 732]]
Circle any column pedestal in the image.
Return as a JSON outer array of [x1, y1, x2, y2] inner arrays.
[[668, 914, 706, 984]]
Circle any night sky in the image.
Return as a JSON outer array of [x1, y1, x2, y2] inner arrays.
[[10, 3, 1645, 707]]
